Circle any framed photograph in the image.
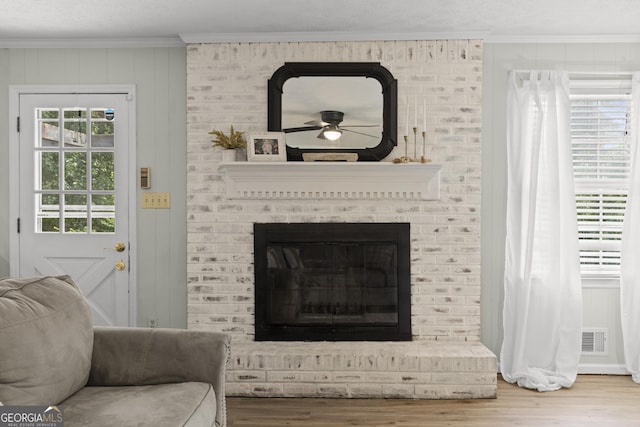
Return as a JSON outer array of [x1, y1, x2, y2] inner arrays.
[[247, 132, 287, 162]]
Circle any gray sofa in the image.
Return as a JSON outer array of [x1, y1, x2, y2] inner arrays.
[[0, 275, 230, 426]]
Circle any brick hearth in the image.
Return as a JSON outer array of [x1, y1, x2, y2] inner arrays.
[[227, 342, 496, 399]]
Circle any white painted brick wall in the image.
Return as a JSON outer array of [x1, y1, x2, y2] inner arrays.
[[186, 40, 492, 398]]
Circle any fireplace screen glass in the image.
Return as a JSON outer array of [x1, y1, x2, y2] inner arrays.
[[267, 243, 398, 325], [254, 222, 411, 341]]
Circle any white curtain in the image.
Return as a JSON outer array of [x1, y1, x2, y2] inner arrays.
[[501, 70, 583, 391], [621, 73, 640, 384]]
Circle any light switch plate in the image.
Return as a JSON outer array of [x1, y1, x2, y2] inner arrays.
[[142, 192, 171, 209]]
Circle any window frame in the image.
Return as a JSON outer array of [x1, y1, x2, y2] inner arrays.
[[569, 77, 633, 285]]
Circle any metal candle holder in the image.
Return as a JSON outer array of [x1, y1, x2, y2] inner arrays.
[[393, 135, 412, 163], [393, 126, 431, 164], [421, 131, 431, 163]]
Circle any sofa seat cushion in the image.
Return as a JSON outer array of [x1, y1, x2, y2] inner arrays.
[[61, 382, 216, 427], [0, 275, 93, 405]]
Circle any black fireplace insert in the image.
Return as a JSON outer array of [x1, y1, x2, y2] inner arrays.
[[254, 223, 411, 341]]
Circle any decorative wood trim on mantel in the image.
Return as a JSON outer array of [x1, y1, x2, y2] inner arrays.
[[218, 162, 441, 200]]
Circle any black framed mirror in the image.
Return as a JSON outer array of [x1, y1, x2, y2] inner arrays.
[[268, 62, 397, 161]]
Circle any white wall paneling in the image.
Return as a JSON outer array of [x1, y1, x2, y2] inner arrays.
[[0, 47, 187, 328]]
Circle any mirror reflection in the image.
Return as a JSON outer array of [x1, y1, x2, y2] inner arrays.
[[268, 62, 397, 161], [282, 76, 383, 149]]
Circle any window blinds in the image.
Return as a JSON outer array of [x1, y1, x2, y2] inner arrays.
[[570, 94, 632, 275]]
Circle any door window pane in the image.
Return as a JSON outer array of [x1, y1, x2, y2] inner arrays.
[[36, 194, 60, 232], [64, 194, 87, 233], [37, 109, 60, 148], [38, 152, 59, 190], [65, 152, 87, 190], [92, 152, 114, 190], [91, 108, 115, 148], [92, 194, 115, 233], [63, 109, 87, 147]]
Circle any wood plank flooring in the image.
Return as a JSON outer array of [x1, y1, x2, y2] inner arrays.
[[226, 375, 640, 426]]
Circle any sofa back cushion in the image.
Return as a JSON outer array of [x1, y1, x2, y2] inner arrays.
[[0, 275, 94, 405]]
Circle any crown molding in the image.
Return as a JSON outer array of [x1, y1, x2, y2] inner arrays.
[[179, 31, 488, 44], [181, 31, 640, 45], [4, 32, 640, 48], [485, 34, 640, 44], [0, 36, 185, 49]]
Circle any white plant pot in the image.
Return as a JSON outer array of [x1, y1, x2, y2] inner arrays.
[[221, 149, 237, 162]]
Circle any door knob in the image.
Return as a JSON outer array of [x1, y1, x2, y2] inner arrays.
[[105, 243, 126, 252], [115, 260, 126, 271]]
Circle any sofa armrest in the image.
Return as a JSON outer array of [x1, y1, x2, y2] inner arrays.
[[88, 327, 230, 427]]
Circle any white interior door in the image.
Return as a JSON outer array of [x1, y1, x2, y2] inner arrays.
[[16, 92, 134, 326]]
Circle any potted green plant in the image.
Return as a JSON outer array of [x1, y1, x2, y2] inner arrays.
[[209, 125, 247, 161]]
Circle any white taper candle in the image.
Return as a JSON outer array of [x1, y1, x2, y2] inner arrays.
[[405, 96, 409, 136], [423, 98, 427, 130]]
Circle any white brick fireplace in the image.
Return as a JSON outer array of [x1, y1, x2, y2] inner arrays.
[[186, 40, 496, 398]]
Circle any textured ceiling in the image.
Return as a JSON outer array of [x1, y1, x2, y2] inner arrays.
[[1, 0, 640, 45]]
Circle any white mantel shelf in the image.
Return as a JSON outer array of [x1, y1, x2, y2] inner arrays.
[[218, 162, 441, 200]]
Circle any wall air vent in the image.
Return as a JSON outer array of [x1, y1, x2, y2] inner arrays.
[[581, 328, 609, 355]]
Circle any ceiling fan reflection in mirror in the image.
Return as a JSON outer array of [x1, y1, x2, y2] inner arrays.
[[284, 110, 379, 141]]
